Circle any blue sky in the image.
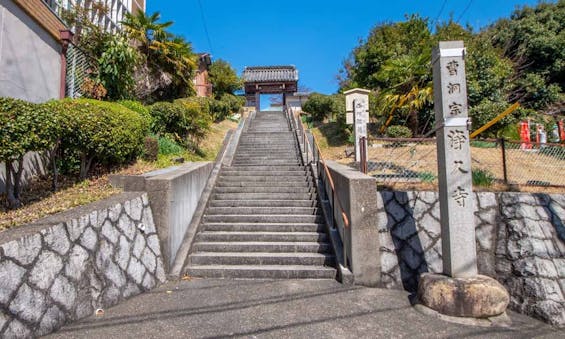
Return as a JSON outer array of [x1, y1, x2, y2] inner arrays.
[[148, 0, 550, 95]]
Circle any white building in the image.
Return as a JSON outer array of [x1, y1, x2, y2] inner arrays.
[[44, 0, 145, 32]]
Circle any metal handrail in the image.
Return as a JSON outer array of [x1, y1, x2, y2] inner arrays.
[[286, 107, 350, 229]]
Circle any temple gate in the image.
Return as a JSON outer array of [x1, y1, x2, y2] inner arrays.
[[243, 65, 298, 111]]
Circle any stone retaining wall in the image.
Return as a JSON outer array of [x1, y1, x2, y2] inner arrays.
[[378, 191, 565, 326], [0, 192, 166, 337]]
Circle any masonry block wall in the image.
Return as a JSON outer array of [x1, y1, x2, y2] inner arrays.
[[0, 192, 166, 337], [378, 191, 565, 327]]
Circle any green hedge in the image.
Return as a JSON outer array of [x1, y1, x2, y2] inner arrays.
[[386, 125, 413, 138], [0, 97, 59, 208], [175, 94, 243, 122], [118, 100, 152, 133], [149, 101, 211, 148], [47, 98, 146, 178], [302, 93, 347, 130]]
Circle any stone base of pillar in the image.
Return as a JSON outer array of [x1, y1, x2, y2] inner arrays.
[[416, 273, 510, 323], [414, 303, 511, 327]]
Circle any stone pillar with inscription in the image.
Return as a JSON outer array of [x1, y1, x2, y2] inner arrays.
[[416, 41, 510, 322], [434, 40, 477, 278]]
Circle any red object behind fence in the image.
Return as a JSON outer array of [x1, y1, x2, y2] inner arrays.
[[520, 121, 532, 149], [559, 120, 565, 143]]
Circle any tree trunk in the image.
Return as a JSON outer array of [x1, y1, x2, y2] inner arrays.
[[50, 143, 60, 191], [79, 153, 94, 180], [5, 160, 21, 209], [13, 158, 24, 201], [407, 111, 419, 137]]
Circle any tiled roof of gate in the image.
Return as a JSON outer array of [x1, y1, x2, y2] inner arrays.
[[243, 66, 298, 83]]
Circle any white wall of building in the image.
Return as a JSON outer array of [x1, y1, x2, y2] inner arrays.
[[0, 0, 62, 103]]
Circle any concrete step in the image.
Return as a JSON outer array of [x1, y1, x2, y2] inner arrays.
[[237, 145, 295, 149], [216, 181, 312, 188], [203, 214, 323, 224], [238, 139, 294, 142], [222, 166, 305, 172], [238, 141, 292, 144], [209, 200, 318, 208], [192, 241, 332, 253], [233, 155, 298, 160], [235, 149, 296, 154], [240, 134, 292, 137], [243, 131, 293, 135], [195, 231, 328, 243], [212, 192, 316, 200], [186, 265, 336, 279], [234, 151, 296, 156], [233, 156, 299, 161], [202, 222, 325, 232], [235, 151, 297, 156], [220, 170, 308, 177], [239, 137, 292, 141], [205, 206, 320, 215], [232, 159, 301, 166], [213, 186, 315, 194], [240, 133, 292, 136], [188, 252, 335, 266], [238, 144, 294, 147], [218, 175, 311, 181]]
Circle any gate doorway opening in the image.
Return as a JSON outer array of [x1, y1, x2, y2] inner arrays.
[[260, 94, 283, 111]]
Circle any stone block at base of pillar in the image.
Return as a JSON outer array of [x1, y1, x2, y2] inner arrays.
[[413, 304, 512, 328], [417, 273, 510, 319]]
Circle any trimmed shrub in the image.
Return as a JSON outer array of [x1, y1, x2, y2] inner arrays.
[[118, 100, 152, 133], [150, 101, 210, 148], [386, 125, 413, 138], [0, 97, 59, 208], [174, 97, 211, 116], [303, 93, 347, 132], [217, 94, 244, 119], [209, 98, 230, 121], [47, 99, 146, 179], [303, 93, 335, 122]]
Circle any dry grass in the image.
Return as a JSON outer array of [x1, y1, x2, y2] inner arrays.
[[0, 176, 119, 230], [0, 119, 238, 231], [311, 125, 565, 194]]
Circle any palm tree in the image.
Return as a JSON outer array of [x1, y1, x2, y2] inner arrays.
[[121, 12, 197, 101], [376, 53, 433, 136], [122, 11, 173, 55]]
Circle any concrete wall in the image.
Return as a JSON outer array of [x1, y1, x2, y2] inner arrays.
[[0, 1, 62, 194], [0, 151, 49, 194], [378, 190, 565, 327], [0, 0, 62, 103], [111, 162, 214, 271], [0, 192, 166, 337], [324, 161, 380, 286]]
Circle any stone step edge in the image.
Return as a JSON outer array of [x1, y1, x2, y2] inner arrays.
[[185, 264, 336, 271]]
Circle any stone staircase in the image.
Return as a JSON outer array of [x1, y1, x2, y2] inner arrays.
[[185, 111, 336, 279]]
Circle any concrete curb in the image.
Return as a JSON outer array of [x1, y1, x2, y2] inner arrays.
[[287, 110, 354, 284], [310, 163, 354, 285], [168, 115, 250, 278]]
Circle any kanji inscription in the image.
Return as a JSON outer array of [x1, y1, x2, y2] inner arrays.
[[448, 130, 467, 150]]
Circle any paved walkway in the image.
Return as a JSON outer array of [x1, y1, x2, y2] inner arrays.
[[48, 279, 564, 339]]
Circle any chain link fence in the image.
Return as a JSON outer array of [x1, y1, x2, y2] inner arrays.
[[502, 140, 565, 187], [65, 43, 97, 99], [357, 138, 565, 188]]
